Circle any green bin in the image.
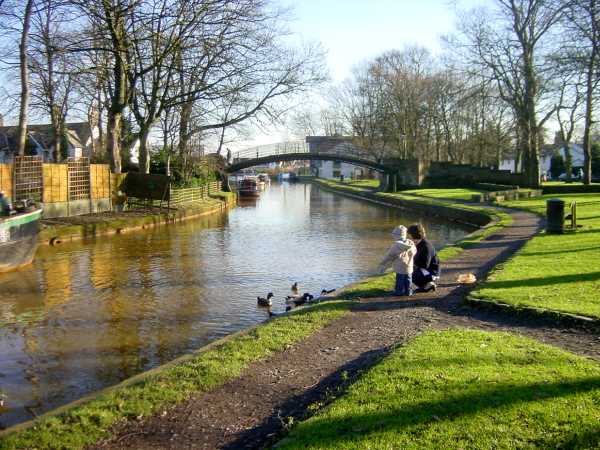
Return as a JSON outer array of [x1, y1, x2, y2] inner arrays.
[[546, 198, 565, 233]]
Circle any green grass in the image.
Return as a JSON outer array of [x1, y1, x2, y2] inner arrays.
[[472, 193, 600, 319], [316, 178, 380, 193], [401, 188, 485, 201], [277, 329, 600, 449], [340, 179, 380, 189], [0, 302, 350, 450]]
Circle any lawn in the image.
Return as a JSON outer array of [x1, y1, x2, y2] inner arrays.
[[317, 178, 380, 192], [401, 187, 484, 201], [472, 193, 600, 319], [0, 302, 350, 450], [277, 329, 600, 449]]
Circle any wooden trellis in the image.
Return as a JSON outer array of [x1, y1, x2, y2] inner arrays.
[[13, 156, 43, 202], [67, 157, 90, 201]]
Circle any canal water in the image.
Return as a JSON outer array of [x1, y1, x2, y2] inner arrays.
[[0, 182, 473, 428]]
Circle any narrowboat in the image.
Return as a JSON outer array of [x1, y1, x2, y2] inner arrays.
[[237, 177, 261, 197], [0, 206, 42, 272]]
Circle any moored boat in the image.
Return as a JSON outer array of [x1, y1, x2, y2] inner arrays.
[[237, 177, 261, 197], [0, 207, 42, 273]]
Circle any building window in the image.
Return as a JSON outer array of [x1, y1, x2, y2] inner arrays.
[[333, 160, 341, 168]]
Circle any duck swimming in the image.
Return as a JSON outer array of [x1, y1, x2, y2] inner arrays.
[[285, 292, 314, 307], [291, 282, 299, 293], [320, 288, 335, 295], [257, 292, 274, 307]]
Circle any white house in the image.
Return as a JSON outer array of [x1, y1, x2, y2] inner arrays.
[[310, 159, 366, 179], [499, 143, 585, 176], [306, 136, 376, 180]]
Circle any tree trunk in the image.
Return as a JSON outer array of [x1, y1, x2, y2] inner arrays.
[[178, 101, 193, 181], [138, 127, 151, 174], [52, 107, 62, 162], [582, 61, 596, 185], [17, 0, 34, 157], [107, 111, 122, 173], [564, 144, 573, 181]]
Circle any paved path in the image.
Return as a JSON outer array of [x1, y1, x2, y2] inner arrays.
[[93, 209, 600, 449]]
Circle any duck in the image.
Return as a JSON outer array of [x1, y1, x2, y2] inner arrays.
[[267, 306, 282, 317], [257, 292, 274, 307], [291, 282, 299, 293], [320, 288, 335, 295], [285, 292, 314, 307]]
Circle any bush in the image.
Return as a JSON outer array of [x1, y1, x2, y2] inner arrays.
[[592, 142, 600, 178], [550, 153, 565, 180]]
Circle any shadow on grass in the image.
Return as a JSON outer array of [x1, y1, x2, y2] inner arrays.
[[221, 346, 392, 450], [279, 376, 600, 449], [480, 271, 600, 290], [549, 427, 600, 449]]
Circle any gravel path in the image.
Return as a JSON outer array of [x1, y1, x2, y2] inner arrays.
[[93, 209, 600, 449]]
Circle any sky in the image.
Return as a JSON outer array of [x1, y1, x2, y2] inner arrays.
[[286, 0, 487, 83], [240, 0, 491, 148]]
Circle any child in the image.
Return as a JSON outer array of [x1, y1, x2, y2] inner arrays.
[[377, 225, 416, 296]]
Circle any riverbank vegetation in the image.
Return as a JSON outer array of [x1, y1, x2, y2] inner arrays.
[[277, 329, 600, 449], [0, 303, 350, 449], [472, 193, 600, 320]]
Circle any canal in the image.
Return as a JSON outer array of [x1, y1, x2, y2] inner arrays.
[[0, 182, 473, 428]]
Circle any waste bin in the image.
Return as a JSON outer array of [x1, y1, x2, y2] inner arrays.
[[546, 198, 565, 233]]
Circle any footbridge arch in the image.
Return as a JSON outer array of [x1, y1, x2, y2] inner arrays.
[[222, 139, 422, 192]]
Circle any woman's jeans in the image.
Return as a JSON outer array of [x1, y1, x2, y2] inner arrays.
[[395, 273, 412, 296]]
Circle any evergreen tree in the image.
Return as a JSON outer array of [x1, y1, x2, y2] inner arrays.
[[591, 143, 600, 178], [550, 153, 566, 180]]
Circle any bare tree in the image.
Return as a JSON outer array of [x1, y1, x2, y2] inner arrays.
[[29, 0, 77, 161], [453, 1, 565, 186], [554, 70, 585, 181], [563, 0, 600, 184], [16, 0, 34, 156]]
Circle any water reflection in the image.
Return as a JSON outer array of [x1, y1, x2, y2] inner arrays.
[[0, 182, 473, 428]]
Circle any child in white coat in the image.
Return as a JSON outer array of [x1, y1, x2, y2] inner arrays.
[[378, 225, 417, 296]]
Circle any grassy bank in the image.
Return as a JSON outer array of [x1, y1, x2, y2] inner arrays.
[[472, 193, 600, 320], [0, 302, 349, 450], [277, 329, 600, 449]]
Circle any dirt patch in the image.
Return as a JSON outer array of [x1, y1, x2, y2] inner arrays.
[[92, 210, 600, 449]]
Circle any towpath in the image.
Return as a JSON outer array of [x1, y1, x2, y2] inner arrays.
[[93, 209, 600, 449]]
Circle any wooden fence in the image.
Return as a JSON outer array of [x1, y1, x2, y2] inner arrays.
[[43, 163, 68, 203], [168, 181, 222, 206], [0, 163, 11, 199], [91, 164, 111, 199]]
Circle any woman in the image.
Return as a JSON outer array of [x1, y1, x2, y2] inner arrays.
[[407, 224, 440, 293]]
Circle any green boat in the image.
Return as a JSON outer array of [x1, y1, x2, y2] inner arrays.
[[0, 207, 42, 273]]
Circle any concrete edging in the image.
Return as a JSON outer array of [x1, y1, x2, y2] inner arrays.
[[465, 296, 600, 331]]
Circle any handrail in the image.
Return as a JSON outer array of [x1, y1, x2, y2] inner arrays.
[[229, 140, 381, 165]]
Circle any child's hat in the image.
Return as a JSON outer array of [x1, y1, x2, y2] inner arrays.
[[391, 225, 407, 240]]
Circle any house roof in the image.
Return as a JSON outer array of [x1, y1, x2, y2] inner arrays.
[[0, 122, 92, 153]]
